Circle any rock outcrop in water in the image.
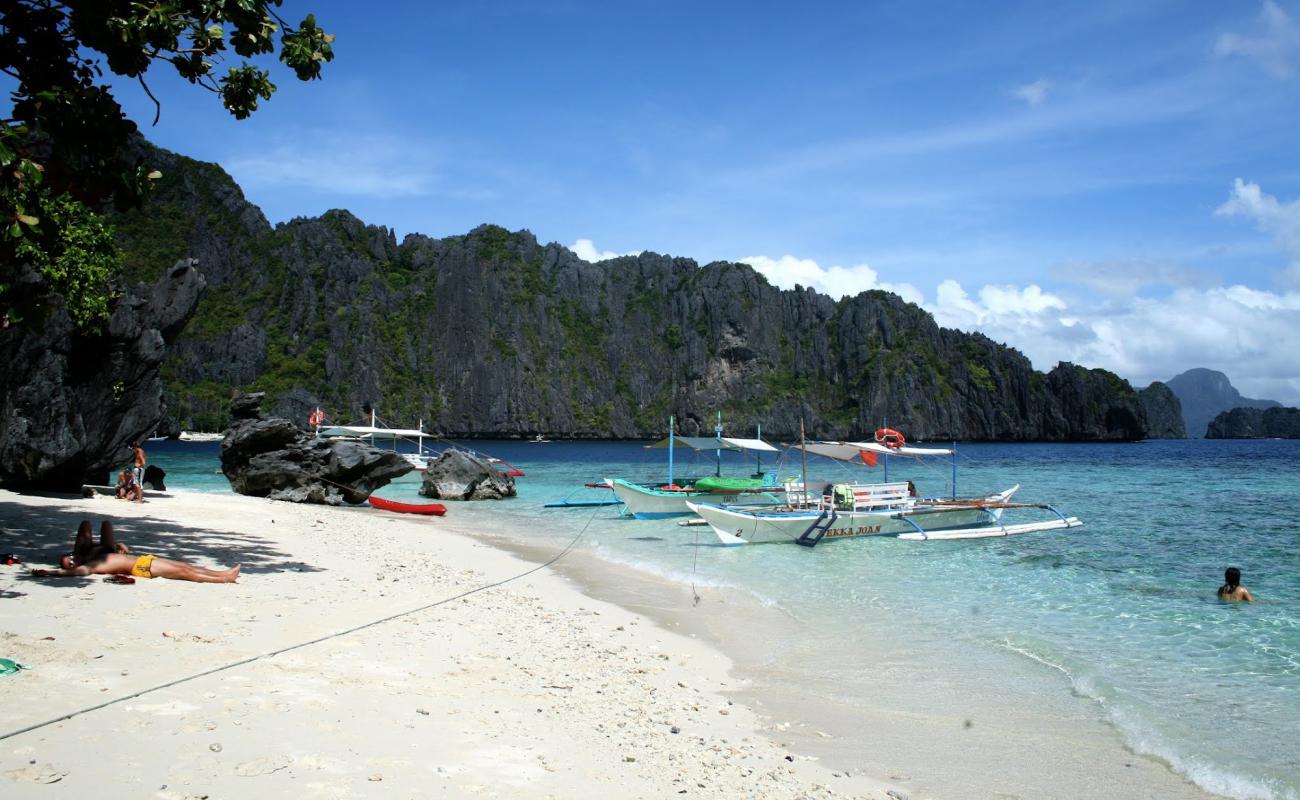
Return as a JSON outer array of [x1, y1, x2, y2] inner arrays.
[[1205, 406, 1300, 439], [0, 260, 205, 491], [112, 144, 1177, 442], [419, 449, 516, 500], [220, 392, 413, 504]]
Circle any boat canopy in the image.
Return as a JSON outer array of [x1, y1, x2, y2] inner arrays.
[[647, 435, 780, 454], [318, 425, 425, 440], [802, 440, 954, 461]]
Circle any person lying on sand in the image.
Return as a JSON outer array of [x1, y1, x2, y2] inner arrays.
[[72, 519, 129, 564], [32, 551, 240, 584]]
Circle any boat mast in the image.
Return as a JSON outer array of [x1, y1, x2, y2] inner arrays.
[[714, 411, 723, 477], [667, 415, 675, 488], [799, 418, 808, 508], [882, 416, 889, 482], [952, 440, 957, 499]]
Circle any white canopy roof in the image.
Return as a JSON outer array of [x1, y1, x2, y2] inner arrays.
[[801, 441, 953, 462], [318, 425, 426, 440], [648, 435, 779, 453]]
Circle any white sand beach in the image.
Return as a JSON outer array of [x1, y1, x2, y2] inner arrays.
[[0, 488, 893, 799]]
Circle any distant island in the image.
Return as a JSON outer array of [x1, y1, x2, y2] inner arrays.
[[1206, 406, 1300, 439], [1165, 368, 1280, 438]]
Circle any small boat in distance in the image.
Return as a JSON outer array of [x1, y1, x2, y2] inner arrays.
[[530, 434, 551, 443], [368, 495, 447, 516], [313, 407, 524, 476], [178, 431, 224, 442]]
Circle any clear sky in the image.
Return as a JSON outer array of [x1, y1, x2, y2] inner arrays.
[[102, 0, 1300, 404]]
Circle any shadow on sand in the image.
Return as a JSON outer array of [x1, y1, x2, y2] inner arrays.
[[0, 494, 326, 590]]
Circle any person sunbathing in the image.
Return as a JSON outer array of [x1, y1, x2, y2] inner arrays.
[[32, 551, 240, 583], [72, 519, 129, 564]]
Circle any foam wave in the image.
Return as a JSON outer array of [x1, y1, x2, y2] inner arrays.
[[995, 637, 1295, 800]]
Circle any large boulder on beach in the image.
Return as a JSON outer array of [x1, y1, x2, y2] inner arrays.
[[419, 448, 516, 500], [220, 392, 413, 504], [143, 465, 167, 491], [0, 260, 205, 491]]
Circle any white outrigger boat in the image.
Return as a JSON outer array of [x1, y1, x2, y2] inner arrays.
[[178, 430, 224, 442], [314, 408, 524, 476], [605, 415, 784, 519], [686, 436, 1081, 546]]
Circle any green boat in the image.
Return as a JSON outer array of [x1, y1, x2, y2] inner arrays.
[[692, 476, 766, 493]]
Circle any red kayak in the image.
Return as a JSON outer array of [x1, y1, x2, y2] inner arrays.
[[368, 495, 447, 516]]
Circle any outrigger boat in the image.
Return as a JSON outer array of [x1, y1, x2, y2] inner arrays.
[[313, 408, 524, 476], [686, 431, 1081, 546], [604, 415, 784, 519]]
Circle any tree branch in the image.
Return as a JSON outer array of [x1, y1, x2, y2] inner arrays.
[[137, 74, 161, 126]]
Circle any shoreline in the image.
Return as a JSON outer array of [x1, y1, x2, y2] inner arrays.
[[0, 488, 889, 798], [460, 506, 1217, 800]]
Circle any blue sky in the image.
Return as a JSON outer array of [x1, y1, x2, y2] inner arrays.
[[100, 0, 1300, 404]]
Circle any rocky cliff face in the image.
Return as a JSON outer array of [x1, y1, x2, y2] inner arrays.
[[1137, 382, 1186, 439], [111, 146, 1173, 442], [1205, 407, 1300, 439], [1166, 368, 1279, 438], [0, 261, 205, 490]]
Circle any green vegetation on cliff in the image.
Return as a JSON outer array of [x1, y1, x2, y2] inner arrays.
[[113, 146, 1167, 441]]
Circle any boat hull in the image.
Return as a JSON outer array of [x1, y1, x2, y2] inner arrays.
[[607, 478, 782, 519], [368, 496, 447, 516], [687, 494, 1023, 545]]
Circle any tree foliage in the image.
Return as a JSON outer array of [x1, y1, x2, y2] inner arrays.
[[1, 1, 334, 329]]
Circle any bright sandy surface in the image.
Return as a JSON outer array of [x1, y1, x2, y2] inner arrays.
[[0, 488, 892, 799]]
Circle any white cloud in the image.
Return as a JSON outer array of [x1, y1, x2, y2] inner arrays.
[[1052, 259, 1212, 299], [1012, 79, 1054, 106], [225, 131, 439, 197], [569, 239, 642, 262], [1215, 0, 1300, 78], [1215, 178, 1300, 287], [733, 249, 1300, 404], [737, 254, 924, 305], [925, 276, 1300, 405]]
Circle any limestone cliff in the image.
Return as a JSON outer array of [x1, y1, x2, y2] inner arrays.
[[111, 146, 1173, 442], [0, 261, 205, 490]]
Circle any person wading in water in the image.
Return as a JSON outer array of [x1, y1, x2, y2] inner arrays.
[[1217, 567, 1254, 603]]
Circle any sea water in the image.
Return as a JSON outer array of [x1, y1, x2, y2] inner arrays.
[[149, 437, 1300, 798]]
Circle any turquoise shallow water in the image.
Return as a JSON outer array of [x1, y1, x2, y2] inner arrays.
[[152, 438, 1300, 798]]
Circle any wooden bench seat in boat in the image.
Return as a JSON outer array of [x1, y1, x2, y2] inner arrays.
[[828, 481, 912, 511]]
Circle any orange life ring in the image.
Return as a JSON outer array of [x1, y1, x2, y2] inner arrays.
[[308, 409, 324, 427], [874, 427, 906, 449]]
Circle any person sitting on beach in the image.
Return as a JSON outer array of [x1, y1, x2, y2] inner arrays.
[[1217, 567, 1254, 603], [32, 551, 240, 583], [72, 520, 129, 564], [115, 468, 143, 502]]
